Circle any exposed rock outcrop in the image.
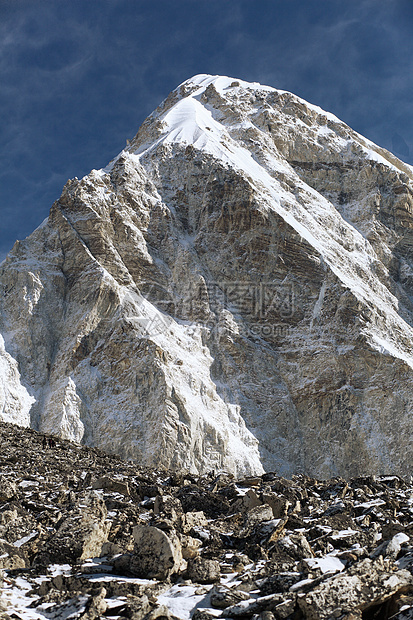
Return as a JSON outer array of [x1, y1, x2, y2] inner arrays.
[[1, 75, 413, 477]]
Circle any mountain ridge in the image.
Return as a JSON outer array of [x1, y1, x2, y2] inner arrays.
[[1, 74, 413, 478]]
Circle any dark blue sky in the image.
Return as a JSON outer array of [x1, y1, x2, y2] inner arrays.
[[1, 0, 413, 260]]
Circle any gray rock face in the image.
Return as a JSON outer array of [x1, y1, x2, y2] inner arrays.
[[0, 476, 17, 502], [296, 559, 413, 620], [187, 557, 221, 584], [0, 539, 26, 569], [91, 476, 130, 496], [131, 525, 183, 579], [45, 491, 110, 564], [2, 74, 413, 477]]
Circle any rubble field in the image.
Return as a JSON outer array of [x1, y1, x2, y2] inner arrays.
[[2, 421, 413, 619]]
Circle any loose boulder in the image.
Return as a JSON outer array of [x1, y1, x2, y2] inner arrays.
[[187, 557, 220, 584], [131, 525, 183, 579], [0, 476, 17, 502], [91, 476, 130, 496], [42, 491, 110, 563]]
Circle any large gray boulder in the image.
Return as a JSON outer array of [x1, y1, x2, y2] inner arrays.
[[131, 525, 183, 580], [297, 558, 413, 619], [41, 491, 110, 563]]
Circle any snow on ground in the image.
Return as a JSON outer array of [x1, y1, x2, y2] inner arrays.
[[13, 532, 39, 548], [2, 572, 216, 620], [157, 584, 215, 620], [2, 576, 45, 620], [304, 555, 346, 574]]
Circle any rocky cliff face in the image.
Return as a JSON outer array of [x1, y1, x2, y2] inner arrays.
[[1, 74, 413, 478]]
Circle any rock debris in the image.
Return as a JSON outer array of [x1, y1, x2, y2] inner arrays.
[[2, 422, 413, 619]]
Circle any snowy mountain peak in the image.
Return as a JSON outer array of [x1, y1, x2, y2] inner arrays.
[[1, 76, 413, 478], [130, 75, 413, 369]]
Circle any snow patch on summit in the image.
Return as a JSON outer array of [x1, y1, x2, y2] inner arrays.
[[137, 73, 413, 369]]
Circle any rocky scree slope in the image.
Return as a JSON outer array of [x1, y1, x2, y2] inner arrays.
[[2, 74, 413, 477], [3, 423, 413, 619]]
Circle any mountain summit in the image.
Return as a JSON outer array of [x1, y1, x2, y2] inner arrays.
[[1, 74, 413, 477]]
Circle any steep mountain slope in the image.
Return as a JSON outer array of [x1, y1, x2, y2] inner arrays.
[[1, 74, 413, 477]]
